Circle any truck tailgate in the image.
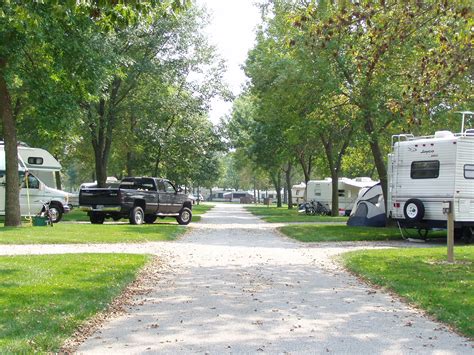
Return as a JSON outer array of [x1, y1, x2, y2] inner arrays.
[[79, 188, 121, 206]]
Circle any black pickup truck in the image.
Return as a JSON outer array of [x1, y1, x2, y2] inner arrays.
[[79, 177, 193, 225]]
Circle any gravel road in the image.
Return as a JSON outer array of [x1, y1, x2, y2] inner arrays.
[[2, 203, 472, 354]]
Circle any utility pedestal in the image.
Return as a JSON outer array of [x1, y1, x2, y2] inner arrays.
[[443, 201, 454, 263]]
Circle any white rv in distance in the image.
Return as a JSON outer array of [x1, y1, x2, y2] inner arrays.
[[291, 182, 306, 205], [306, 177, 377, 215], [387, 122, 474, 241], [0, 145, 73, 223]]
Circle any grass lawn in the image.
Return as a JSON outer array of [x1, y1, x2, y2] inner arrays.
[[0, 223, 186, 244], [62, 203, 215, 223], [0, 253, 149, 352], [279, 224, 410, 242], [342, 247, 474, 338], [245, 204, 348, 223]]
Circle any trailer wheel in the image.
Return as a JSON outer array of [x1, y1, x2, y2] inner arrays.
[[144, 215, 157, 224], [403, 199, 425, 222], [176, 207, 192, 225], [129, 206, 144, 225]]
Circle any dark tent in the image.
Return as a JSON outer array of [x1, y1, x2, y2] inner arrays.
[[347, 183, 386, 227]]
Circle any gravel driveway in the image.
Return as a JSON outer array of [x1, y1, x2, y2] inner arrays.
[[2, 203, 472, 353]]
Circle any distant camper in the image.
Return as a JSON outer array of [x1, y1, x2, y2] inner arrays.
[[387, 127, 474, 240], [306, 177, 377, 215]]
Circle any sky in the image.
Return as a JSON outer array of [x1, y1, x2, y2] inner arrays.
[[196, 0, 262, 124]]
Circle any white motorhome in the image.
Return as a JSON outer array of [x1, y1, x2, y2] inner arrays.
[[0, 146, 73, 222], [387, 120, 474, 240], [306, 177, 377, 215]]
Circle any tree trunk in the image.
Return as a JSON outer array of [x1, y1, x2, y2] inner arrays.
[[330, 170, 339, 217], [270, 172, 282, 207], [89, 78, 122, 188], [253, 178, 257, 204], [364, 115, 388, 207], [298, 152, 312, 201], [0, 58, 21, 226], [369, 139, 388, 208], [285, 162, 293, 209], [94, 148, 107, 187]]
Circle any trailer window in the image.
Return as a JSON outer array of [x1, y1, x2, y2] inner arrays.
[[464, 164, 474, 179], [27, 157, 43, 165], [411, 161, 440, 179]]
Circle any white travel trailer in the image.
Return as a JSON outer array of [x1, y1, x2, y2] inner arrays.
[[0, 146, 73, 222], [387, 119, 474, 240], [306, 177, 377, 215]]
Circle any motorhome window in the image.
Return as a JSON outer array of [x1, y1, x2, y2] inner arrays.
[[410, 161, 440, 179], [338, 190, 345, 197], [464, 164, 474, 179], [27, 157, 43, 165]]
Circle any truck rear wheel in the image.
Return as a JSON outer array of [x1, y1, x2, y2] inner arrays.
[[130, 206, 144, 225], [144, 215, 157, 224], [90, 213, 105, 224], [176, 207, 192, 225]]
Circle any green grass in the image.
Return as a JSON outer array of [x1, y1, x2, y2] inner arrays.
[[342, 247, 474, 338], [245, 204, 348, 223], [0, 223, 185, 244], [279, 224, 448, 242], [0, 253, 149, 352], [62, 203, 214, 222], [279, 224, 408, 242]]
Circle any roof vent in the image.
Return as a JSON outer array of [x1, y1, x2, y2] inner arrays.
[[434, 130, 454, 138]]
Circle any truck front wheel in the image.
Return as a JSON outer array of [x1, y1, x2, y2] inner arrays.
[[130, 206, 144, 225], [176, 207, 192, 225], [49, 202, 63, 223]]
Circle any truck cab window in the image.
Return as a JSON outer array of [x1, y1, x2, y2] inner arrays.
[[164, 181, 176, 193]]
